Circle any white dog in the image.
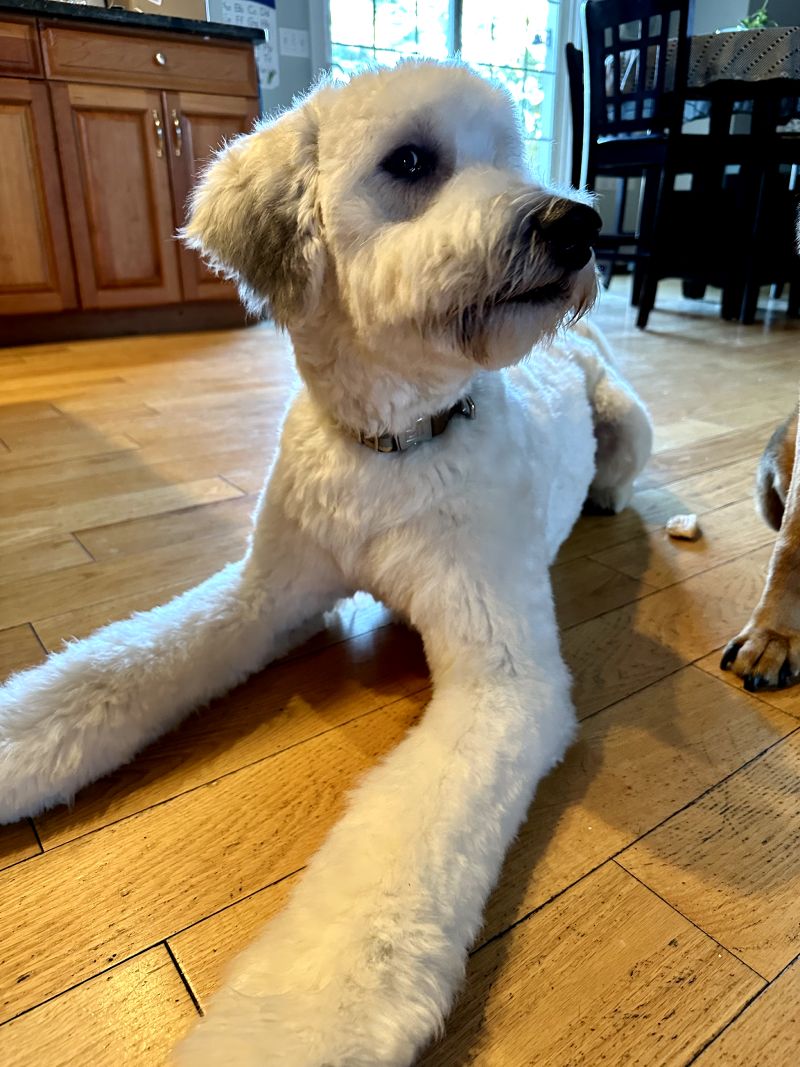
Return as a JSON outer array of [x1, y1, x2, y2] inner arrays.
[[0, 62, 651, 1065]]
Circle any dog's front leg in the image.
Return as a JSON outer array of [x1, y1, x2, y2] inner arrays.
[[721, 404, 800, 690], [175, 562, 574, 1067], [0, 490, 347, 824]]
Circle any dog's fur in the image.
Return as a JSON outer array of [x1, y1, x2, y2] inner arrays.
[[0, 63, 653, 1065], [721, 403, 800, 689]]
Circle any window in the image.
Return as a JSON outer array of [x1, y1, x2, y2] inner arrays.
[[329, 1, 569, 178]]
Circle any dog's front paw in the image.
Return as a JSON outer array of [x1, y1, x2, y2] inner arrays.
[[720, 620, 800, 691]]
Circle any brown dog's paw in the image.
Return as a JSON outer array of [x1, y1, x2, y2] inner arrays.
[[720, 624, 800, 691]]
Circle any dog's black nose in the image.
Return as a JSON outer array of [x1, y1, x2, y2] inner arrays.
[[541, 204, 602, 271]]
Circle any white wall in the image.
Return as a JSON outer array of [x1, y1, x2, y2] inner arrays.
[[693, 0, 749, 33]]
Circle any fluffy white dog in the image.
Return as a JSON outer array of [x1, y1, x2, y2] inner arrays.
[[0, 62, 651, 1065]]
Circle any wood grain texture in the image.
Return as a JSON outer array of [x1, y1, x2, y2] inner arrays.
[[0, 947, 195, 1066], [694, 957, 800, 1065], [0, 623, 45, 681], [169, 878, 296, 1006], [620, 731, 800, 980], [41, 23, 258, 97], [0, 18, 41, 77], [480, 667, 796, 942], [0, 78, 76, 314], [0, 820, 41, 873], [50, 82, 182, 310], [563, 545, 774, 717], [589, 498, 775, 591], [419, 862, 763, 1067]]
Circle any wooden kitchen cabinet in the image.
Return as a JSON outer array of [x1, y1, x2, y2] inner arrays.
[[0, 75, 76, 315], [167, 91, 259, 301], [51, 81, 183, 309], [0, 9, 262, 341]]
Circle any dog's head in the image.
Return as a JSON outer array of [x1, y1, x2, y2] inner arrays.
[[184, 61, 600, 370]]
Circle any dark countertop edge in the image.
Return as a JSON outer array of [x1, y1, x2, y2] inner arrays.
[[0, 0, 266, 43]]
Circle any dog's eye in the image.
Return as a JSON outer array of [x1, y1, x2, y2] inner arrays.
[[381, 144, 437, 182]]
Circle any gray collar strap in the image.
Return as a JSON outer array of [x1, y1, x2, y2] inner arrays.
[[353, 396, 476, 453]]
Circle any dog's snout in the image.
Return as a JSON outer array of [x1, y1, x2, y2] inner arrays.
[[540, 203, 602, 272]]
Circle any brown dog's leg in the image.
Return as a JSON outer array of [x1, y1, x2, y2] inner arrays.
[[721, 402, 800, 690]]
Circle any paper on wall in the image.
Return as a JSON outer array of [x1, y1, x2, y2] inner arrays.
[[208, 0, 279, 90]]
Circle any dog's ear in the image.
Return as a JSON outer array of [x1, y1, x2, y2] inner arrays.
[[183, 102, 324, 324]]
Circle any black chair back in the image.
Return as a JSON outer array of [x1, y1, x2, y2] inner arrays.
[[581, 0, 694, 140], [565, 42, 584, 188]]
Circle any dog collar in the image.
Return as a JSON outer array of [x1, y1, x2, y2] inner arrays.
[[352, 396, 476, 453]]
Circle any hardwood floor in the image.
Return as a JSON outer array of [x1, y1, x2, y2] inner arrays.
[[0, 284, 798, 1065]]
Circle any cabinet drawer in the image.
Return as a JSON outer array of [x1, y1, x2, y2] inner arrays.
[[41, 23, 258, 96], [0, 18, 42, 77]]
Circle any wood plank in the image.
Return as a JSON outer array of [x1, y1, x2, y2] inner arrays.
[[0, 821, 41, 873], [589, 498, 775, 591], [619, 731, 800, 980], [0, 431, 138, 472], [0, 443, 261, 497], [0, 624, 45, 681], [481, 667, 795, 942], [0, 477, 243, 547], [0, 529, 246, 631], [562, 545, 774, 717], [552, 555, 655, 628], [36, 624, 429, 848], [0, 531, 90, 582], [0, 694, 425, 1022], [557, 457, 758, 564], [694, 957, 800, 1065], [75, 493, 255, 562], [0, 947, 195, 1065], [419, 863, 763, 1066], [169, 879, 295, 1006], [642, 422, 774, 487]]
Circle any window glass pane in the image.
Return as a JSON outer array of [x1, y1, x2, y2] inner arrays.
[[330, 1, 450, 70], [330, 0, 376, 49], [460, 0, 556, 72]]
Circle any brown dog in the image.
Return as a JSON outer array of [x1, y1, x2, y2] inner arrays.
[[721, 405, 800, 690]]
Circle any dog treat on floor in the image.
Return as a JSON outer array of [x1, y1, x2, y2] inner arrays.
[[666, 513, 702, 540], [0, 62, 653, 1066]]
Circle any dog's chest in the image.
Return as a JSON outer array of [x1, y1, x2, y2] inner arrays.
[[273, 358, 595, 580]]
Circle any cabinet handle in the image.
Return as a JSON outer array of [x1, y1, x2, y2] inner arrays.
[[154, 51, 167, 66], [152, 109, 164, 159], [171, 109, 183, 157]]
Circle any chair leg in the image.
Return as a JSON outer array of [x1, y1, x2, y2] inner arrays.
[[636, 274, 657, 329], [740, 280, 761, 325], [721, 279, 744, 320], [634, 165, 668, 329], [788, 278, 800, 318], [682, 280, 706, 299]]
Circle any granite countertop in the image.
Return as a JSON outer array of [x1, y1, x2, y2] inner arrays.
[[0, 0, 265, 42]]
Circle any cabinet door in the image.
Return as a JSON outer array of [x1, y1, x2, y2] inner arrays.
[[166, 91, 259, 302], [51, 82, 182, 309], [0, 78, 76, 315]]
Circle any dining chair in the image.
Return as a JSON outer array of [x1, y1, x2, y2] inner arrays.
[[580, 0, 695, 325], [566, 41, 646, 291]]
